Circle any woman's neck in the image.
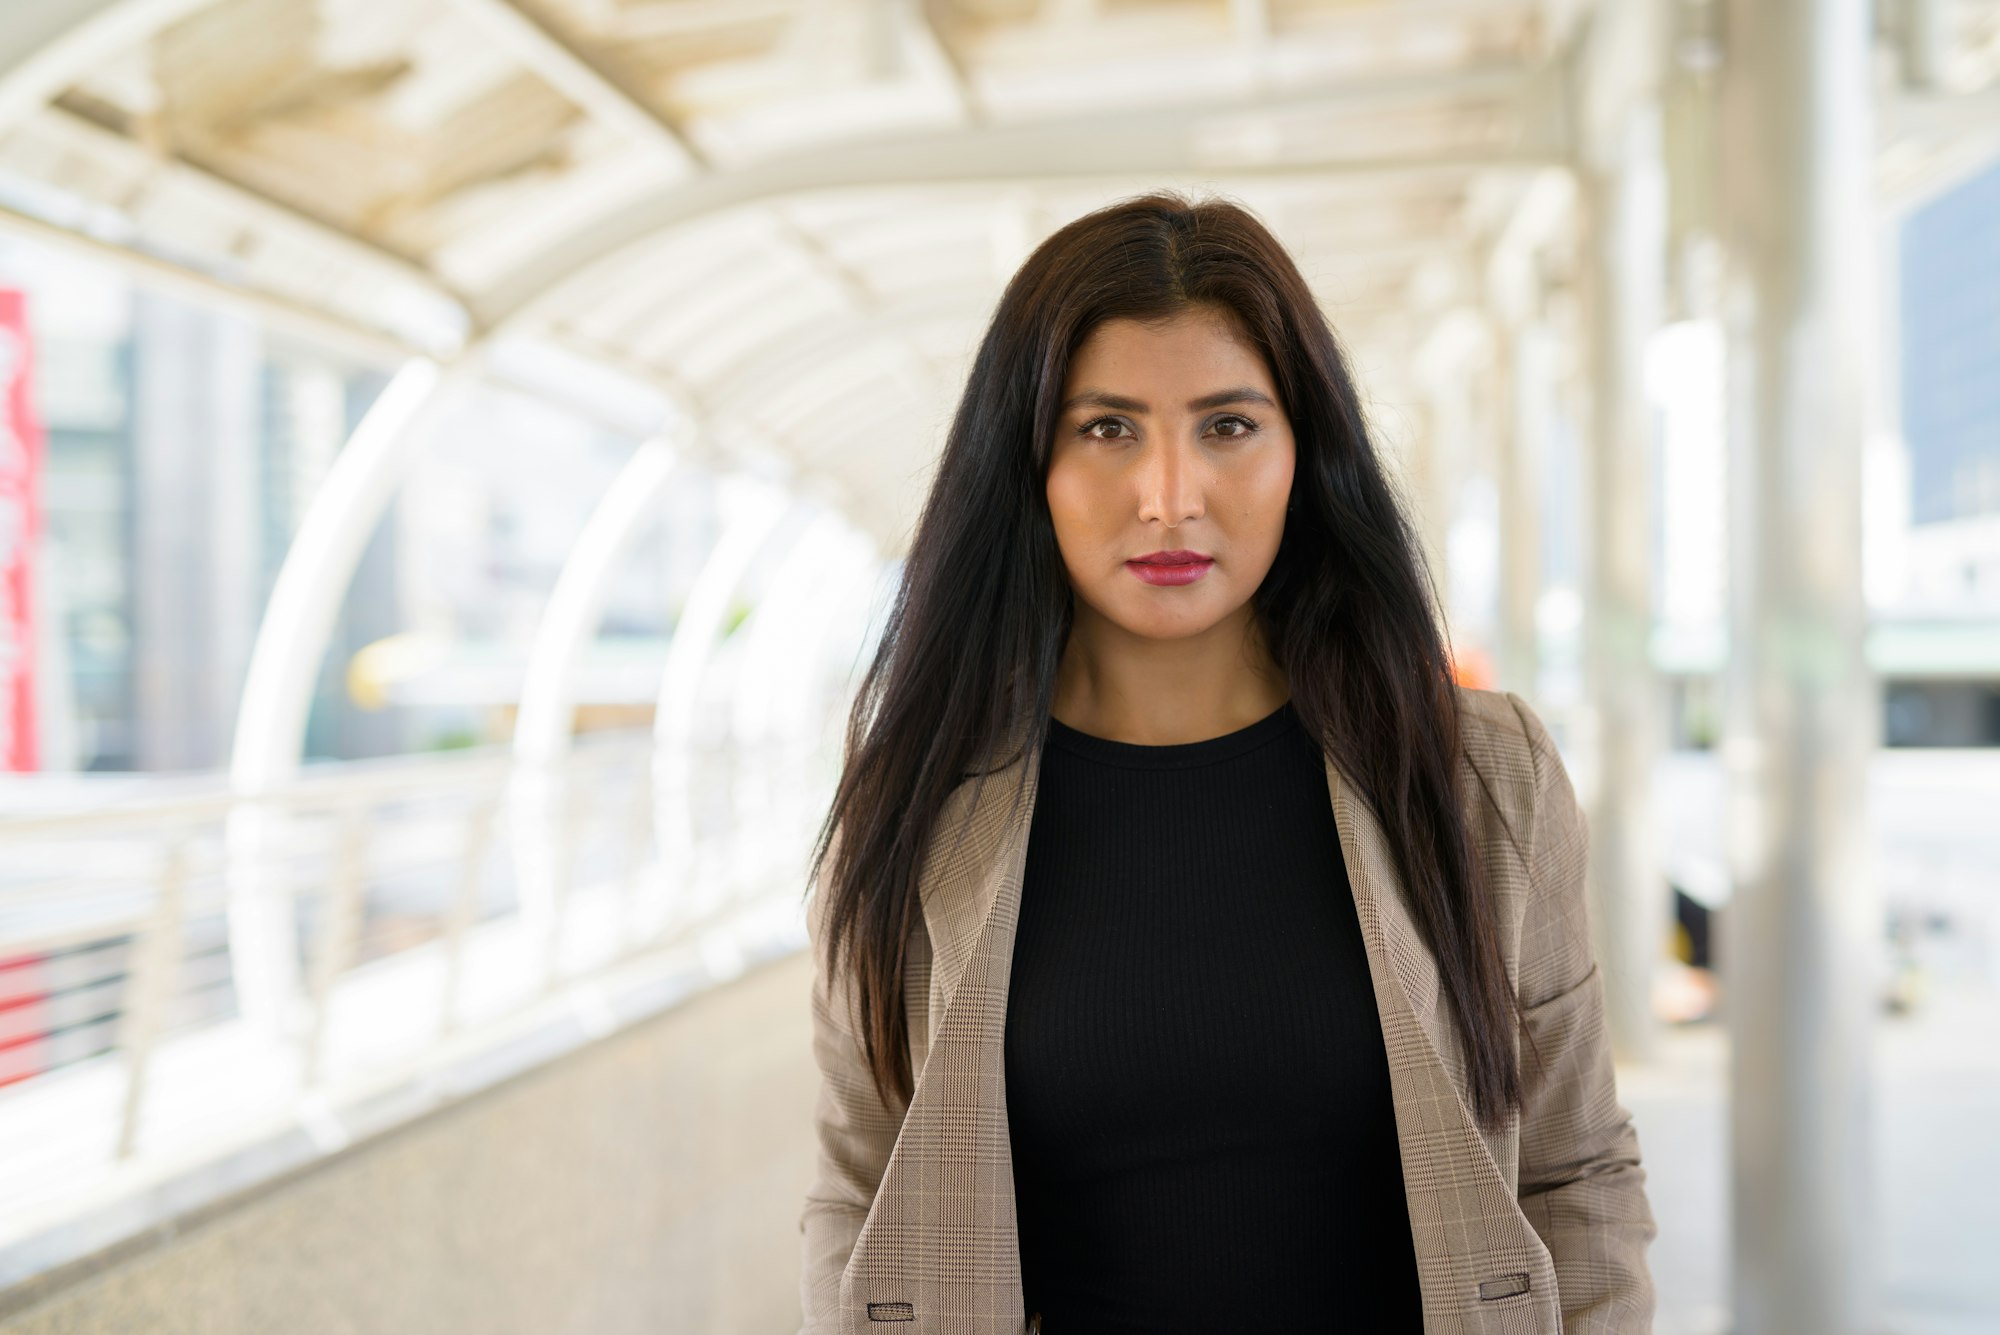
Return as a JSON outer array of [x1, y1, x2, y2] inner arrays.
[[1050, 604, 1289, 745]]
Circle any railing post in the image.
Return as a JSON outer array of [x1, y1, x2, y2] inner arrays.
[[615, 746, 653, 956], [301, 805, 367, 1091], [114, 836, 189, 1160], [539, 776, 581, 994], [438, 793, 497, 1040]]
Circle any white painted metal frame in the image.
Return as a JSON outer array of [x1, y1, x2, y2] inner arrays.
[[0, 0, 221, 134], [472, 63, 1564, 331], [509, 429, 688, 958], [0, 727, 778, 1278], [225, 357, 469, 1035], [650, 489, 805, 934], [0, 204, 420, 367], [765, 543, 888, 867], [726, 507, 870, 901], [513, 430, 691, 771], [442, 0, 704, 172]]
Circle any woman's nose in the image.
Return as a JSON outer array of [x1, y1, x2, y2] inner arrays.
[[1135, 435, 1203, 526]]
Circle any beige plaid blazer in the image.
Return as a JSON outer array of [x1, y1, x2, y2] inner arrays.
[[799, 686, 1656, 1333]]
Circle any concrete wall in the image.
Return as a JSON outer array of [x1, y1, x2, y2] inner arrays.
[[0, 950, 820, 1335]]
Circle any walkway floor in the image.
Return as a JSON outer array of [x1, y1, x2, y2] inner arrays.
[[1624, 983, 2000, 1335]]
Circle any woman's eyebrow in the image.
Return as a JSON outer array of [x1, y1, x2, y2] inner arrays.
[[1061, 390, 1146, 412], [1187, 387, 1275, 410], [1060, 387, 1275, 412]]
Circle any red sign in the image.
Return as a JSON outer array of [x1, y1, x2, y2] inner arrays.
[[0, 290, 41, 772]]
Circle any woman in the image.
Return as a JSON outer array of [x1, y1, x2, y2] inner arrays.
[[798, 192, 1655, 1334]]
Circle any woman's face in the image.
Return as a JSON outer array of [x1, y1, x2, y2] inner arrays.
[[1045, 306, 1296, 644]]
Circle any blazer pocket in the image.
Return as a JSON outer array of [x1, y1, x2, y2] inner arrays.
[[1477, 1272, 1532, 1301], [866, 1301, 916, 1322]]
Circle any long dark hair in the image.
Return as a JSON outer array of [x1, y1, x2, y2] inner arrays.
[[806, 190, 1520, 1130]]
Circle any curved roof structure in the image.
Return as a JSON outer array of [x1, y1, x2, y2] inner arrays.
[[3, 0, 1998, 545], [0, 0, 1578, 545]]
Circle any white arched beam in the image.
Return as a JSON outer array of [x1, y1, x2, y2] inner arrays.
[[0, 0, 220, 134], [512, 431, 690, 769], [695, 283, 989, 410], [223, 357, 468, 1037], [442, 0, 703, 173], [229, 359, 469, 788], [726, 508, 867, 901], [472, 63, 1564, 332], [649, 489, 808, 932], [507, 430, 688, 955], [757, 526, 884, 889]]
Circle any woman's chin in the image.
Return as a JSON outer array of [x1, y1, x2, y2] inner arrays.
[[1105, 604, 1230, 642]]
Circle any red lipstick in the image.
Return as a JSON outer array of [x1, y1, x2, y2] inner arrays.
[[1126, 549, 1214, 587]]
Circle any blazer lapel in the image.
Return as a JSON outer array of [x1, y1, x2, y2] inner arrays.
[[1324, 753, 1559, 1330], [917, 725, 1042, 1031], [840, 728, 1042, 1334]]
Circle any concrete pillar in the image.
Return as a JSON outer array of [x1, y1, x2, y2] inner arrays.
[[1399, 397, 1450, 618], [1582, 101, 1669, 1065], [1411, 307, 1491, 654], [1485, 167, 1575, 699], [130, 293, 262, 771], [1717, 1, 1880, 1330], [1493, 317, 1553, 698]]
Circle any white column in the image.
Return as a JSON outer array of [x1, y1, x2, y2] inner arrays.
[[1485, 169, 1575, 699], [1718, 1, 1880, 1330], [1492, 317, 1554, 697], [1583, 100, 1669, 1064], [1411, 308, 1490, 646]]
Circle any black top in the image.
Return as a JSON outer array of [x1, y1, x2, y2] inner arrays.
[[1003, 699, 1423, 1333]]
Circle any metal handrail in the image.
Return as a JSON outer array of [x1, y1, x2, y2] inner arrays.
[[0, 725, 815, 1249]]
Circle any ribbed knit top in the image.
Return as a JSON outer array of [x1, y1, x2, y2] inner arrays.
[[1003, 698, 1423, 1333]]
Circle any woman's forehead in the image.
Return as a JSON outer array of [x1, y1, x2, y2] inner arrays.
[[1065, 308, 1271, 387]]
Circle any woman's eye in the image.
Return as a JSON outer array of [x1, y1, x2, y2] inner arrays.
[[1083, 418, 1130, 440], [1209, 414, 1258, 438]]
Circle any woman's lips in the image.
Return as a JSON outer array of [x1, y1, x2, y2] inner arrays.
[[1126, 556, 1215, 586]]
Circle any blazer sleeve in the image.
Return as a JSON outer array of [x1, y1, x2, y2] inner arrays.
[[798, 828, 907, 1334], [1505, 692, 1660, 1333]]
